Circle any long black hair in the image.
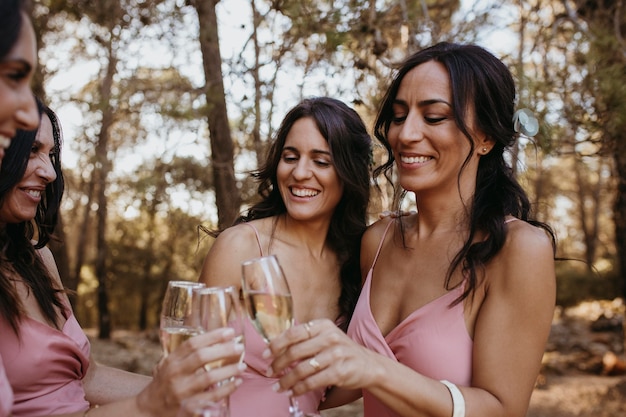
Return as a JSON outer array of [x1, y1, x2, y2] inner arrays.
[[0, 98, 66, 334], [0, 0, 31, 60], [374, 42, 556, 303], [228, 97, 372, 328]]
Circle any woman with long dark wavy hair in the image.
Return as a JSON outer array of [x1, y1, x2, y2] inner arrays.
[[0, 0, 39, 167], [267, 43, 557, 417], [0, 99, 245, 417], [0, 1, 40, 414], [198, 96, 372, 417]]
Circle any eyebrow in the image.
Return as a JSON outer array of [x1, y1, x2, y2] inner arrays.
[[0, 58, 33, 72], [282, 146, 331, 156], [393, 98, 452, 108]]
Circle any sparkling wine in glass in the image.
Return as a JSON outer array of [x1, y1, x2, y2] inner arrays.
[[192, 285, 246, 370], [160, 280, 205, 356], [241, 255, 302, 417], [191, 285, 246, 417]]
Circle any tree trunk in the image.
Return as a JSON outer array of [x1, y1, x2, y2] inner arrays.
[[251, 0, 263, 168], [49, 213, 74, 304], [95, 40, 118, 340], [191, 0, 241, 229], [614, 143, 626, 299], [72, 176, 95, 305]]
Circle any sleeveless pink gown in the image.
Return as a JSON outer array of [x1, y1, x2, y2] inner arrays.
[[229, 223, 325, 417], [347, 220, 473, 417], [0, 307, 90, 416], [0, 355, 13, 417]]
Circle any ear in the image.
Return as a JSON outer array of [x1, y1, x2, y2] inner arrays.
[[476, 136, 495, 156]]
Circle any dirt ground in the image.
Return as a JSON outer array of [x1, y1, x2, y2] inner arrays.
[[89, 299, 626, 417]]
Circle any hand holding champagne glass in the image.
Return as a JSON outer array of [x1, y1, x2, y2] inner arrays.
[[192, 285, 246, 370], [160, 280, 205, 356], [241, 255, 302, 417]]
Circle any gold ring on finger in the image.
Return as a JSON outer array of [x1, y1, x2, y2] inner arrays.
[[308, 357, 321, 371], [303, 322, 313, 339]]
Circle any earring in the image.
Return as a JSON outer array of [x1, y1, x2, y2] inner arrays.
[[482, 147, 488, 153]]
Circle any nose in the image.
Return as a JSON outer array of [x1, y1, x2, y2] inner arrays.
[[16, 92, 39, 131], [397, 112, 425, 143], [292, 158, 313, 180], [36, 155, 57, 183]]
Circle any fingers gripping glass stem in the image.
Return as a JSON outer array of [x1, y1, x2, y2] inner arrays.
[[242, 255, 304, 417]]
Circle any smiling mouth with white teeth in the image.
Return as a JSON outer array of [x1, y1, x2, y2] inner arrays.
[[0, 135, 11, 150], [25, 189, 43, 198], [290, 187, 319, 197], [401, 155, 433, 164]]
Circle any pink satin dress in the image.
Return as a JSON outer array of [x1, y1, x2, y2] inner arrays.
[[0, 306, 90, 417], [0, 355, 13, 417], [347, 220, 473, 417], [229, 223, 325, 417]]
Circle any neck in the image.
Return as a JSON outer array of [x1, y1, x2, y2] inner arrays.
[[275, 213, 332, 259], [411, 191, 472, 237]]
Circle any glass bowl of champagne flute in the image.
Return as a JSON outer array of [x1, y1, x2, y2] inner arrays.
[[241, 255, 303, 417], [159, 280, 205, 357], [191, 285, 246, 370]]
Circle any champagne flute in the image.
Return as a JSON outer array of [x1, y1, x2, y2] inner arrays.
[[241, 255, 302, 417], [159, 280, 205, 356], [192, 285, 246, 417], [192, 285, 246, 370]]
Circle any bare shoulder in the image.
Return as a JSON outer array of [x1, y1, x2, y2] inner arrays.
[[489, 219, 556, 291], [212, 222, 260, 251], [35, 246, 67, 295], [362, 217, 394, 251], [360, 217, 397, 276], [36, 246, 61, 281], [503, 219, 555, 261], [36, 245, 55, 266], [199, 220, 266, 287]]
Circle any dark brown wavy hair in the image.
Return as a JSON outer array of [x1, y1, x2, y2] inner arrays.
[[373, 42, 556, 304], [0, 98, 65, 335], [206, 97, 372, 329]]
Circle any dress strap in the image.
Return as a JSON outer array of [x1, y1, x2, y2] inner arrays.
[[504, 217, 518, 224], [370, 220, 395, 271], [242, 222, 264, 257]]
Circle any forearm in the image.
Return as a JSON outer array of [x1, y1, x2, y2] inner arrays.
[[84, 363, 151, 405], [363, 358, 502, 417], [42, 397, 151, 417]]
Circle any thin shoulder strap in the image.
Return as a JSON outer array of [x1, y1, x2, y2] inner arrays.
[[242, 222, 265, 257], [370, 220, 395, 271]]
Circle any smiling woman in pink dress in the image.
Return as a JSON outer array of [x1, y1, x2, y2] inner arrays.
[[198, 97, 373, 417], [0, 98, 245, 417], [267, 43, 557, 417], [0, 0, 39, 167], [0, 2, 40, 415]]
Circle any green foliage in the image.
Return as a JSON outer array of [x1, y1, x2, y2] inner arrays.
[[556, 261, 621, 307]]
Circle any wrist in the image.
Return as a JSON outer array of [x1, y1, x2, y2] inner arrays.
[[440, 380, 466, 417]]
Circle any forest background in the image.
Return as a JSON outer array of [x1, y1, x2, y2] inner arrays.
[[26, 0, 625, 340]]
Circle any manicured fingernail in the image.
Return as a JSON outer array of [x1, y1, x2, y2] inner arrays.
[[234, 343, 244, 353], [266, 367, 274, 377], [238, 363, 247, 371], [235, 378, 243, 387], [262, 348, 271, 359], [222, 328, 235, 337], [272, 382, 280, 392]]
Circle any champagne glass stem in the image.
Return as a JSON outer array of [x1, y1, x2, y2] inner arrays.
[[289, 396, 303, 417]]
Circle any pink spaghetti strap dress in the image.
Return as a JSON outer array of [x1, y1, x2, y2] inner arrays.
[[228, 223, 325, 417], [0, 355, 13, 417], [0, 306, 90, 417], [347, 220, 473, 417]]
